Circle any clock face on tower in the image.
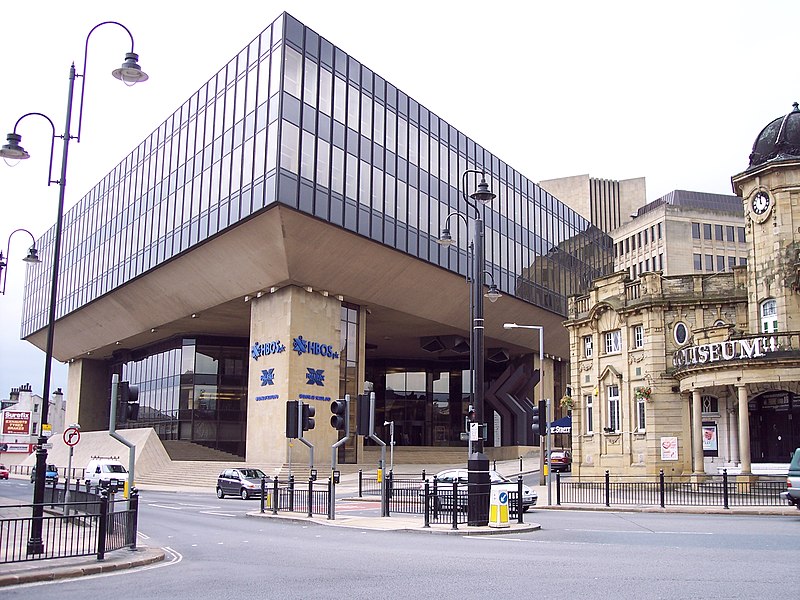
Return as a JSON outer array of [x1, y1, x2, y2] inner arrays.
[[751, 191, 772, 218]]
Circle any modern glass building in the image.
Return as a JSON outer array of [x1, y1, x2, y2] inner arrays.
[[22, 13, 613, 463]]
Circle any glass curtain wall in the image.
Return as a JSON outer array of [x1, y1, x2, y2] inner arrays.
[[117, 336, 248, 456], [23, 12, 612, 339]]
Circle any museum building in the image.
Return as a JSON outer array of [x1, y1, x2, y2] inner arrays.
[[19, 13, 612, 467], [564, 103, 800, 477]]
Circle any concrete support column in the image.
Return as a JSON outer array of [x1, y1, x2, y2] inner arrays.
[[66, 358, 111, 432], [246, 285, 342, 465], [736, 384, 751, 475], [691, 389, 704, 475], [728, 401, 740, 465]]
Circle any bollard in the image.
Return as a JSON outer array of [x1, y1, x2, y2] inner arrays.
[[328, 477, 335, 520], [604, 470, 611, 507], [556, 471, 561, 505], [307, 478, 313, 518], [260, 477, 266, 513], [272, 478, 279, 515], [722, 469, 729, 509], [421, 469, 426, 481], [519, 455, 523, 472], [659, 470, 665, 508], [451, 480, 458, 530], [289, 475, 295, 512], [423, 480, 431, 528], [433, 479, 439, 520], [358, 469, 363, 498], [97, 490, 109, 560], [517, 475, 524, 524], [128, 488, 139, 550]]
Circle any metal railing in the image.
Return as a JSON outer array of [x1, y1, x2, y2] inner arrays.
[[0, 488, 139, 564], [555, 470, 787, 508], [260, 476, 330, 517]]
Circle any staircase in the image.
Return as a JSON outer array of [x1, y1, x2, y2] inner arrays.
[[161, 440, 243, 462]]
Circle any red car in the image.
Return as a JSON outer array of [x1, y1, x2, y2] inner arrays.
[[549, 450, 572, 472], [0, 465, 9, 480]]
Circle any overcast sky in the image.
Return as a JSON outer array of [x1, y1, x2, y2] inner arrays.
[[1, 0, 797, 402]]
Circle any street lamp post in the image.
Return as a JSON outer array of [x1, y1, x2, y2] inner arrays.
[[503, 322, 549, 503], [438, 169, 495, 526], [0, 229, 42, 295], [0, 21, 148, 555]]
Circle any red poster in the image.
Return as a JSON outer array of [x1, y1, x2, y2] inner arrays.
[[2, 411, 31, 435]]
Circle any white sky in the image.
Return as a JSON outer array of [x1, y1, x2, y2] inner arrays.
[[1, 0, 798, 402]]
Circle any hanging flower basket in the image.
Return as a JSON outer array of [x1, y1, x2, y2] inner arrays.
[[635, 386, 653, 403], [560, 395, 574, 410]]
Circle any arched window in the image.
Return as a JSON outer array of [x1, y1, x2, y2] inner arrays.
[[760, 299, 778, 333]]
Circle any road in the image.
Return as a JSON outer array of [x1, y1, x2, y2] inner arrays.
[[1, 480, 798, 599]]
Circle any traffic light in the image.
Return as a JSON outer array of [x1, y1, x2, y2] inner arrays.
[[532, 399, 545, 438], [301, 402, 316, 432], [330, 399, 347, 432], [356, 393, 373, 436], [119, 381, 140, 421], [286, 400, 299, 438]]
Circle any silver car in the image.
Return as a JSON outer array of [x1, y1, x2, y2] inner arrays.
[[424, 468, 537, 512], [216, 468, 269, 500]]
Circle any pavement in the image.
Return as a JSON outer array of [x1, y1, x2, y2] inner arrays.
[[1, 456, 797, 587]]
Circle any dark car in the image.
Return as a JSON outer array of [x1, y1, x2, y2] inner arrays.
[[0, 464, 9, 480], [30, 464, 59, 484], [216, 468, 270, 500], [780, 448, 800, 510], [549, 449, 572, 473]]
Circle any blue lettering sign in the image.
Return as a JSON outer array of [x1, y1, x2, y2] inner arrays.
[[292, 335, 340, 360], [251, 340, 286, 361], [255, 394, 280, 401]]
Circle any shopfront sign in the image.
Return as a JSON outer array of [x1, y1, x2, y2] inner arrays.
[[2, 411, 31, 435], [672, 336, 777, 369]]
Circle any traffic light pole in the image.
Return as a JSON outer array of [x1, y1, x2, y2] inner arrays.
[[297, 402, 314, 468], [109, 374, 136, 498], [330, 395, 350, 471]]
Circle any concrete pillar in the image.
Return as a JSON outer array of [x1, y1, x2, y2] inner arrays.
[[728, 401, 740, 464], [246, 285, 341, 465], [736, 384, 751, 475], [66, 359, 110, 432], [691, 389, 704, 475]]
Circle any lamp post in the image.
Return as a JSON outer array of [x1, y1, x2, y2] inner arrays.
[[0, 21, 148, 556], [0, 229, 42, 295], [503, 322, 549, 503], [438, 169, 495, 525]]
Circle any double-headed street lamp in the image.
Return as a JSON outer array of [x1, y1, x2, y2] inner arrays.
[[0, 21, 148, 556], [438, 169, 495, 526], [0, 229, 42, 295]]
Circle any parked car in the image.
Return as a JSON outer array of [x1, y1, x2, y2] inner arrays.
[[30, 464, 59, 484], [0, 464, 9, 480], [549, 449, 572, 472], [217, 468, 270, 500], [780, 447, 800, 510], [84, 458, 130, 489], [422, 469, 537, 512]]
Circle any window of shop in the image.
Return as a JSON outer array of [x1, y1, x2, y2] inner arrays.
[[604, 330, 621, 354], [701, 395, 719, 414], [583, 335, 593, 358], [585, 394, 593, 434], [607, 385, 620, 432], [760, 299, 778, 333]]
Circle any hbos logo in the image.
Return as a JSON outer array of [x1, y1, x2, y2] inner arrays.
[[292, 335, 339, 359]]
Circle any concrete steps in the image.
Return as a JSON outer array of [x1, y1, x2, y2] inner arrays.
[[160, 440, 243, 462]]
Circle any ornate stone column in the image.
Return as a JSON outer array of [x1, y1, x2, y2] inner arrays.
[[736, 384, 751, 475], [691, 389, 704, 475]]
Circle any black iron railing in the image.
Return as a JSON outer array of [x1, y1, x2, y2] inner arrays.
[[556, 470, 786, 508], [0, 488, 139, 564]]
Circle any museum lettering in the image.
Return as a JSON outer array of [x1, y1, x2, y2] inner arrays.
[[672, 337, 777, 368]]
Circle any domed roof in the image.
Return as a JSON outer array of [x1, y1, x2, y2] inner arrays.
[[748, 102, 800, 168]]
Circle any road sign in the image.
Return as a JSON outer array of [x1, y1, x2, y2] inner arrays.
[[42, 423, 52, 438], [40, 443, 53, 449], [63, 427, 81, 447]]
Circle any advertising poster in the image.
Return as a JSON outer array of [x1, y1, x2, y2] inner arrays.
[[660, 436, 679, 461], [702, 422, 718, 457], [2, 411, 31, 435]]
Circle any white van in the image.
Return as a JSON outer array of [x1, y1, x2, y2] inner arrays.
[[84, 458, 130, 488]]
